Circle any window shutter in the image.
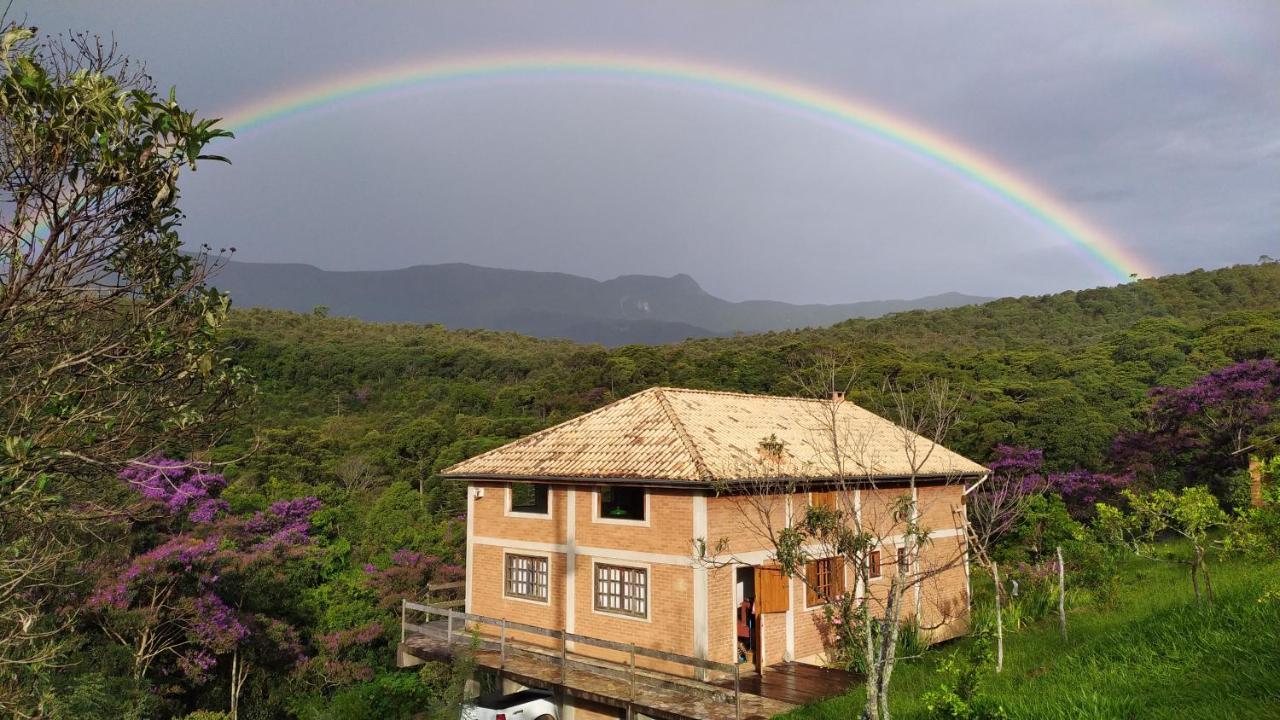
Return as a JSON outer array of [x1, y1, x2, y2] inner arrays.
[[756, 564, 790, 613], [833, 557, 846, 596], [804, 561, 820, 607], [811, 491, 836, 509]]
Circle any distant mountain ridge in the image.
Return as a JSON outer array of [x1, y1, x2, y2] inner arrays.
[[209, 259, 990, 344]]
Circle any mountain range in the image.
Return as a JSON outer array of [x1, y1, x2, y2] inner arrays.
[[209, 259, 990, 345]]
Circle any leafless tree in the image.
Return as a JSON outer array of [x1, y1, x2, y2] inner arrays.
[[964, 457, 1038, 671], [698, 354, 974, 720]]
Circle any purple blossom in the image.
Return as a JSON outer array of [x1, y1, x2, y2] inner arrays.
[[190, 593, 249, 652], [1044, 469, 1133, 519], [245, 496, 321, 551], [189, 498, 229, 523], [118, 458, 227, 518]]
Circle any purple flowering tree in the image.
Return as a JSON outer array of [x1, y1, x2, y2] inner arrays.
[[363, 549, 465, 611], [1114, 359, 1280, 495], [89, 458, 318, 718], [1042, 469, 1133, 520], [969, 445, 1044, 562]]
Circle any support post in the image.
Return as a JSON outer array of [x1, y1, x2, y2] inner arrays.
[[447, 610, 455, 647], [560, 632, 568, 684], [629, 643, 637, 701], [500, 619, 508, 671], [400, 600, 406, 643], [734, 664, 741, 720]]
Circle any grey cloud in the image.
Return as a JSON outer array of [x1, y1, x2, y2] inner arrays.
[[15, 0, 1280, 304]]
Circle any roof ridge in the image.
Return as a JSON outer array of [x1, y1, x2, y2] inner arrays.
[[655, 386, 834, 404], [438, 387, 666, 473], [653, 387, 714, 482]]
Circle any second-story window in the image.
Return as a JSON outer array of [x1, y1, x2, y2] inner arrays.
[[869, 549, 883, 579], [504, 553, 549, 602], [598, 485, 645, 522], [509, 482, 549, 515]]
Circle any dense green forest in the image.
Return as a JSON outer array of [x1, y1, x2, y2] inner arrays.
[[219, 260, 1280, 494]]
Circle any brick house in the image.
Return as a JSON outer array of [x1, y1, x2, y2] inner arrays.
[[441, 387, 987, 717]]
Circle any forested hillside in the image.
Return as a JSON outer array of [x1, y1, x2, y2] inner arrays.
[[220, 262, 1280, 497]]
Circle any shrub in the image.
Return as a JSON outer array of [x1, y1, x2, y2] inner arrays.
[[920, 634, 1007, 720]]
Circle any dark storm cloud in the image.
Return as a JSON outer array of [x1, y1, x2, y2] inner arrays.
[[15, 1, 1279, 303]]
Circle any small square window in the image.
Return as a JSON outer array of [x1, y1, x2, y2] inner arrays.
[[509, 483, 549, 515], [599, 486, 645, 521], [505, 554, 549, 601]]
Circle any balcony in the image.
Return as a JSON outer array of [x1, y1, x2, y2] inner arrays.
[[398, 601, 807, 720]]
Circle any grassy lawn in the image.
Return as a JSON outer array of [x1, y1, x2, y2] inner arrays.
[[781, 549, 1280, 720]]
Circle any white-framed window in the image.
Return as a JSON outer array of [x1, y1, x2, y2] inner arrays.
[[503, 552, 550, 603], [593, 561, 649, 619], [593, 486, 648, 525], [506, 483, 551, 518]]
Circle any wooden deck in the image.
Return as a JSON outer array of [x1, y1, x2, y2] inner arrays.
[[398, 603, 823, 720], [725, 662, 863, 707]]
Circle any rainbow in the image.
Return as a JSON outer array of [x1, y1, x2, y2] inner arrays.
[[219, 52, 1150, 282]]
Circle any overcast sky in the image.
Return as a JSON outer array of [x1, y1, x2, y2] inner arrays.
[[17, 1, 1280, 303]]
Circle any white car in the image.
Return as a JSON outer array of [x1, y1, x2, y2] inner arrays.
[[460, 688, 558, 720]]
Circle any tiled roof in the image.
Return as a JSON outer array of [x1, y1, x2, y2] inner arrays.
[[441, 387, 988, 483]]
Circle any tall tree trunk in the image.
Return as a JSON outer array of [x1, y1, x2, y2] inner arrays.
[[1198, 546, 1215, 606], [992, 561, 1004, 672], [1056, 546, 1067, 642], [1190, 557, 1202, 606]]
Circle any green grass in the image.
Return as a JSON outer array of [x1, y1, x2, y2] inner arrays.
[[782, 550, 1280, 720]]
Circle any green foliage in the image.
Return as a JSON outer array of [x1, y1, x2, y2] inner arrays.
[[787, 547, 1280, 720], [921, 635, 1007, 720], [312, 672, 436, 720]]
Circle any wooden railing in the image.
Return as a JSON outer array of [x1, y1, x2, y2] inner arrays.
[[402, 600, 743, 720], [427, 580, 466, 610]]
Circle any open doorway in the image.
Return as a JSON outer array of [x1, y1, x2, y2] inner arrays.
[[735, 566, 757, 669]]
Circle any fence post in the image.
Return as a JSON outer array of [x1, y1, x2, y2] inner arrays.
[[629, 643, 637, 701], [734, 663, 741, 720], [400, 600, 406, 643], [500, 619, 508, 671], [1057, 545, 1068, 642]]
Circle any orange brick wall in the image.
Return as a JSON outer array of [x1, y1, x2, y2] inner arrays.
[[707, 565, 736, 665], [573, 487, 693, 556], [706, 491, 794, 556], [571, 554, 696, 675], [468, 543, 567, 649], [918, 483, 966, 535], [470, 481, 570, 546]]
